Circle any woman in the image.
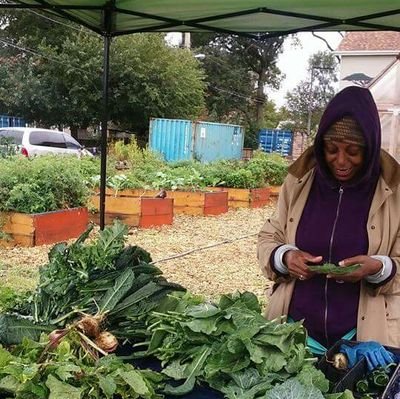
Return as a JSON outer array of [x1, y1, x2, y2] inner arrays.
[[257, 86, 400, 353]]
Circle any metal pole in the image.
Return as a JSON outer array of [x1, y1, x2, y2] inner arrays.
[[306, 67, 315, 138], [99, 7, 112, 230]]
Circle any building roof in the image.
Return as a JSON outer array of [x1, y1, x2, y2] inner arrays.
[[337, 31, 400, 52]]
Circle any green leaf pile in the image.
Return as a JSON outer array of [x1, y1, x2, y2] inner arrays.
[[0, 220, 185, 345], [0, 335, 163, 399], [135, 291, 350, 399]]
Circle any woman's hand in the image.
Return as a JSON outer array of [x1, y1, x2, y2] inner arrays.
[[328, 255, 383, 282], [283, 250, 322, 281]]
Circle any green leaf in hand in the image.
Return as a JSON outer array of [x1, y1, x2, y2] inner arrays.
[[308, 263, 361, 275]]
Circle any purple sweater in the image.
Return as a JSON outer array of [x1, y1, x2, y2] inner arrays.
[[288, 174, 376, 348]]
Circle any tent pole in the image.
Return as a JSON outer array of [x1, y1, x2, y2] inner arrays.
[[99, 7, 112, 230]]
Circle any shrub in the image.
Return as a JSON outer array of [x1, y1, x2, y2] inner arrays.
[[247, 152, 289, 185], [0, 156, 90, 213]]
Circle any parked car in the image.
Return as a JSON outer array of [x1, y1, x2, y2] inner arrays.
[[0, 127, 93, 157]]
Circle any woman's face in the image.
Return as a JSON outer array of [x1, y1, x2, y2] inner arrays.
[[323, 140, 365, 182]]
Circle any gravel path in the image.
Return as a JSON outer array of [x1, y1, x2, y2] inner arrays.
[[0, 205, 275, 304]]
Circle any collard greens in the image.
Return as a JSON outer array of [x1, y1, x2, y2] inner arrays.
[[134, 292, 354, 399], [308, 263, 361, 275]]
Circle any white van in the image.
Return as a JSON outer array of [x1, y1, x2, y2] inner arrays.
[[0, 127, 93, 157]]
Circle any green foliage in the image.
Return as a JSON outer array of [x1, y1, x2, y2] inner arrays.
[[308, 263, 361, 275], [137, 291, 330, 399], [0, 13, 206, 133], [2, 221, 185, 346], [0, 137, 18, 158], [191, 33, 286, 132], [0, 156, 90, 213], [108, 145, 289, 190], [247, 151, 289, 186], [109, 139, 164, 171], [0, 335, 164, 398], [0, 287, 28, 313], [284, 51, 338, 138]]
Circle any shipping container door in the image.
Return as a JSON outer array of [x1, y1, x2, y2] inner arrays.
[[258, 129, 275, 153], [149, 118, 193, 162], [194, 121, 244, 162], [274, 130, 293, 156], [259, 129, 293, 156]]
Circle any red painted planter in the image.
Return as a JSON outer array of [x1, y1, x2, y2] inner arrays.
[[208, 187, 271, 208], [0, 207, 89, 247]]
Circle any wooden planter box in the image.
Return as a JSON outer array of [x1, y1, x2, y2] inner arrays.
[[89, 191, 173, 227], [208, 187, 271, 208], [0, 207, 89, 247], [269, 185, 281, 203], [106, 189, 228, 216]]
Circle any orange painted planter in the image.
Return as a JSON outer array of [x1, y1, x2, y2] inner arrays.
[[89, 191, 173, 227], [114, 189, 228, 216], [0, 207, 89, 247], [208, 187, 271, 208]]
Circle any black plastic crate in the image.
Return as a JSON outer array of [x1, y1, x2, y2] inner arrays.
[[318, 339, 400, 398]]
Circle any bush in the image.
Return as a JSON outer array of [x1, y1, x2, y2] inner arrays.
[[0, 156, 90, 213], [247, 151, 288, 185]]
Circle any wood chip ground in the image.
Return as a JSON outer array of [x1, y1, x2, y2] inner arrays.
[[0, 205, 276, 305]]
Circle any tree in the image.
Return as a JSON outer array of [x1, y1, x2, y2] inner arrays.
[[109, 35, 205, 134], [191, 33, 286, 135], [284, 51, 338, 139], [0, 11, 206, 137]]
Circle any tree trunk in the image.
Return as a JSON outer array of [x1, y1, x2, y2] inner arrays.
[[70, 126, 79, 140]]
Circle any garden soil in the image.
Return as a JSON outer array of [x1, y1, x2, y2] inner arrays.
[[0, 205, 276, 305]]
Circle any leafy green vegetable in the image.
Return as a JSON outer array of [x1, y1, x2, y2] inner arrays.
[[308, 263, 361, 275], [136, 291, 325, 399], [264, 378, 325, 399], [0, 314, 53, 345], [0, 334, 164, 399], [0, 220, 185, 346]]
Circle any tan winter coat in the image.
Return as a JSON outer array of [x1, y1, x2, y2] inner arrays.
[[257, 148, 400, 347]]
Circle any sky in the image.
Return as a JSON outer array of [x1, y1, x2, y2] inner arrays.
[[267, 32, 343, 107]]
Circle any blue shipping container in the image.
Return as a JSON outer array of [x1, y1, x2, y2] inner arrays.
[[0, 115, 25, 128], [259, 129, 293, 157], [149, 118, 193, 162], [149, 118, 244, 163], [194, 121, 244, 162]]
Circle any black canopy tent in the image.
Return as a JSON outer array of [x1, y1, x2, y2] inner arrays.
[[2, 1, 400, 229]]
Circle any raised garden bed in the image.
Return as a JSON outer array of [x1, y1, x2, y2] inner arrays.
[[89, 190, 173, 227], [269, 185, 281, 203], [208, 187, 271, 208], [0, 207, 89, 247], [115, 189, 228, 216]]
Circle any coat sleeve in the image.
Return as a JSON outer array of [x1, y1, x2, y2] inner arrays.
[[257, 176, 292, 281], [371, 186, 400, 297]]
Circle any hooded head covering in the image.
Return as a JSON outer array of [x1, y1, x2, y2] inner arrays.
[[314, 86, 381, 186]]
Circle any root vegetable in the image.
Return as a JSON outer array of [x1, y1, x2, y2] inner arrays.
[[94, 332, 118, 353], [76, 315, 102, 338], [332, 353, 348, 370], [48, 329, 68, 349]]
